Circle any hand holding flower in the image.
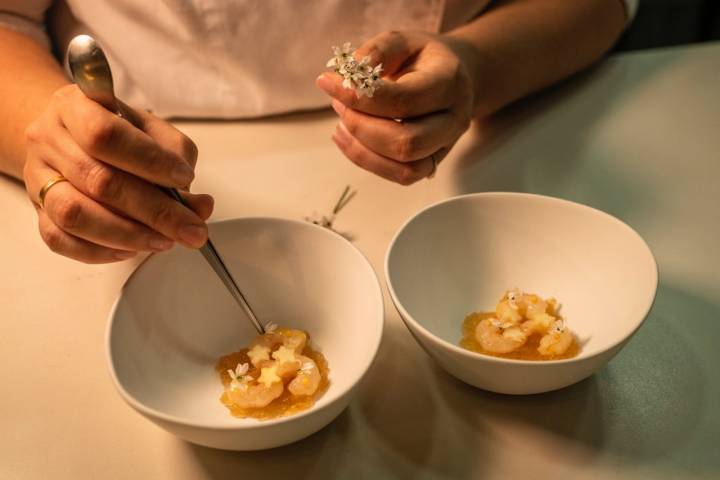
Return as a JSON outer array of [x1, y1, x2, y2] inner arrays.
[[317, 31, 476, 185]]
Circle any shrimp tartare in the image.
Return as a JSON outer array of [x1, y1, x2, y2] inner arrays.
[[216, 324, 329, 420], [460, 289, 579, 360]]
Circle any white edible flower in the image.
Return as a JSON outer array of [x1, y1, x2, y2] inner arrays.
[[326, 42, 383, 98], [502, 327, 526, 343], [300, 359, 315, 373], [490, 317, 514, 330], [265, 322, 278, 333], [506, 288, 521, 309], [228, 363, 250, 389]]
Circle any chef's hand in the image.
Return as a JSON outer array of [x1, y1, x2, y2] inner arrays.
[[23, 84, 214, 263], [317, 30, 476, 185]]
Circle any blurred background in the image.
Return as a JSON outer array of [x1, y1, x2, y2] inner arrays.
[[616, 0, 720, 50]]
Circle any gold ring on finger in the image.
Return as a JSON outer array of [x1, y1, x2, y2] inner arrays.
[[38, 175, 69, 209]]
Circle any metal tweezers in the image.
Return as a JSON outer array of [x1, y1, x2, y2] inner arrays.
[[162, 188, 265, 335]]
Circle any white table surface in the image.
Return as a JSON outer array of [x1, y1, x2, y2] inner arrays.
[[1, 42, 719, 480]]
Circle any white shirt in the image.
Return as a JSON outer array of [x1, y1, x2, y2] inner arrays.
[[0, 0, 638, 119]]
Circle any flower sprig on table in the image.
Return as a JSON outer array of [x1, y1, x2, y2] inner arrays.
[[326, 42, 383, 98], [305, 185, 356, 240]]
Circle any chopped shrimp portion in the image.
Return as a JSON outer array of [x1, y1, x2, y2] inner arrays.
[[288, 355, 321, 396], [279, 329, 308, 353], [227, 380, 284, 409], [461, 289, 578, 359], [538, 325, 574, 356], [217, 326, 329, 419], [475, 318, 528, 354]]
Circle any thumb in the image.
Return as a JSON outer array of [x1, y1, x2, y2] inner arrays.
[[355, 31, 430, 78]]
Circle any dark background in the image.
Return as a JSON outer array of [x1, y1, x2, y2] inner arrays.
[[616, 0, 720, 50]]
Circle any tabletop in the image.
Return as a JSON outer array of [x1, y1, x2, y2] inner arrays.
[[1, 42, 719, 480]]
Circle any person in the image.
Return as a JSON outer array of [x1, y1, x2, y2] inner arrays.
[[0, 0, 637, 264]]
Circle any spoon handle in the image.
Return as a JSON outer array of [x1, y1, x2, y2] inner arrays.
[[66, 34, 265, 335]]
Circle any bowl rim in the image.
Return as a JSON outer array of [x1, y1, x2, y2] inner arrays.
[[106, 216, 385, 430], [384, 191, 658, 366]]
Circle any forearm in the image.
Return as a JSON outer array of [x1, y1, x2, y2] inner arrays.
[[0, 27, 69, 179], [445, 0, 626, 117]]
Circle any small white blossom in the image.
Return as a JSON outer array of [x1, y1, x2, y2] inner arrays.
[[326, 43, 383, 98], [300, 360, 315, 373], [490, 318, 514, 330], [506, 288, 521, 308], [227, 363, 250, 389], [265, 322, 278, 333]]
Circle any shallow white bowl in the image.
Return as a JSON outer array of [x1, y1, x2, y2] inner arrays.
[[108, 218, 383, 450], [386, 192, 657, 395]]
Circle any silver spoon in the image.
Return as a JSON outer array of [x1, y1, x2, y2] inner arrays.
[[67, 34, 265, 335]]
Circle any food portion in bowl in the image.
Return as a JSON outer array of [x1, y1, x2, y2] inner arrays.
[[460, 289, 579, 361], [216, 324, 330, 420]]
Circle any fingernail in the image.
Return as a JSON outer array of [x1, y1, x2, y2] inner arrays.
[[337, 121, 351, 138], [178, 224, 207, 247], [333, 125, 350, 149], [114, 250, 137, 260], [331, 99, 345, 117], [149, 236, 174, 251], [316, 74, 333, 93], [331, 134, 345, 150], [171, 162, 195, 186]]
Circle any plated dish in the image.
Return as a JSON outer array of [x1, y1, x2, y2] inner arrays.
[[385, 192, 658, 394], [217, 325, 330, 420]]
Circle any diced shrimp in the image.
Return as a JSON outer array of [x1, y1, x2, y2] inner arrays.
[[279, 329, 308, 353], [288, 356, 321, 396], [538, 329, 574, 356], [496, 300, 522, 325], [522, 311, 556, 335], [475, 318, 527, 354], [227, 380, 283, 408]]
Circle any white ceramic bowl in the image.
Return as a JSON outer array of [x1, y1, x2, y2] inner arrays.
[[386, 192, 657, 395], [108, 218, 383, 450]]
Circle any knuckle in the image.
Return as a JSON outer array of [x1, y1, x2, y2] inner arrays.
[[383, 30, 404, 46], [22, 159, 32, 184], [396, 166, 418, 186], [390, 91, 414, 118], [24, 121, 43, 145], [40, 226, 64, 253], [53, 197, 83, 230], [342, 117, 359, 137], [394, 132, 418, 161], [149, 203, 176, 230], [142, 144, 165, 172], [342, 91, 360, 110], [180, 136, 198, 165], [459, 112, 472, 132], [83, 117, 116, 152], [86, 163, 121, 201]]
